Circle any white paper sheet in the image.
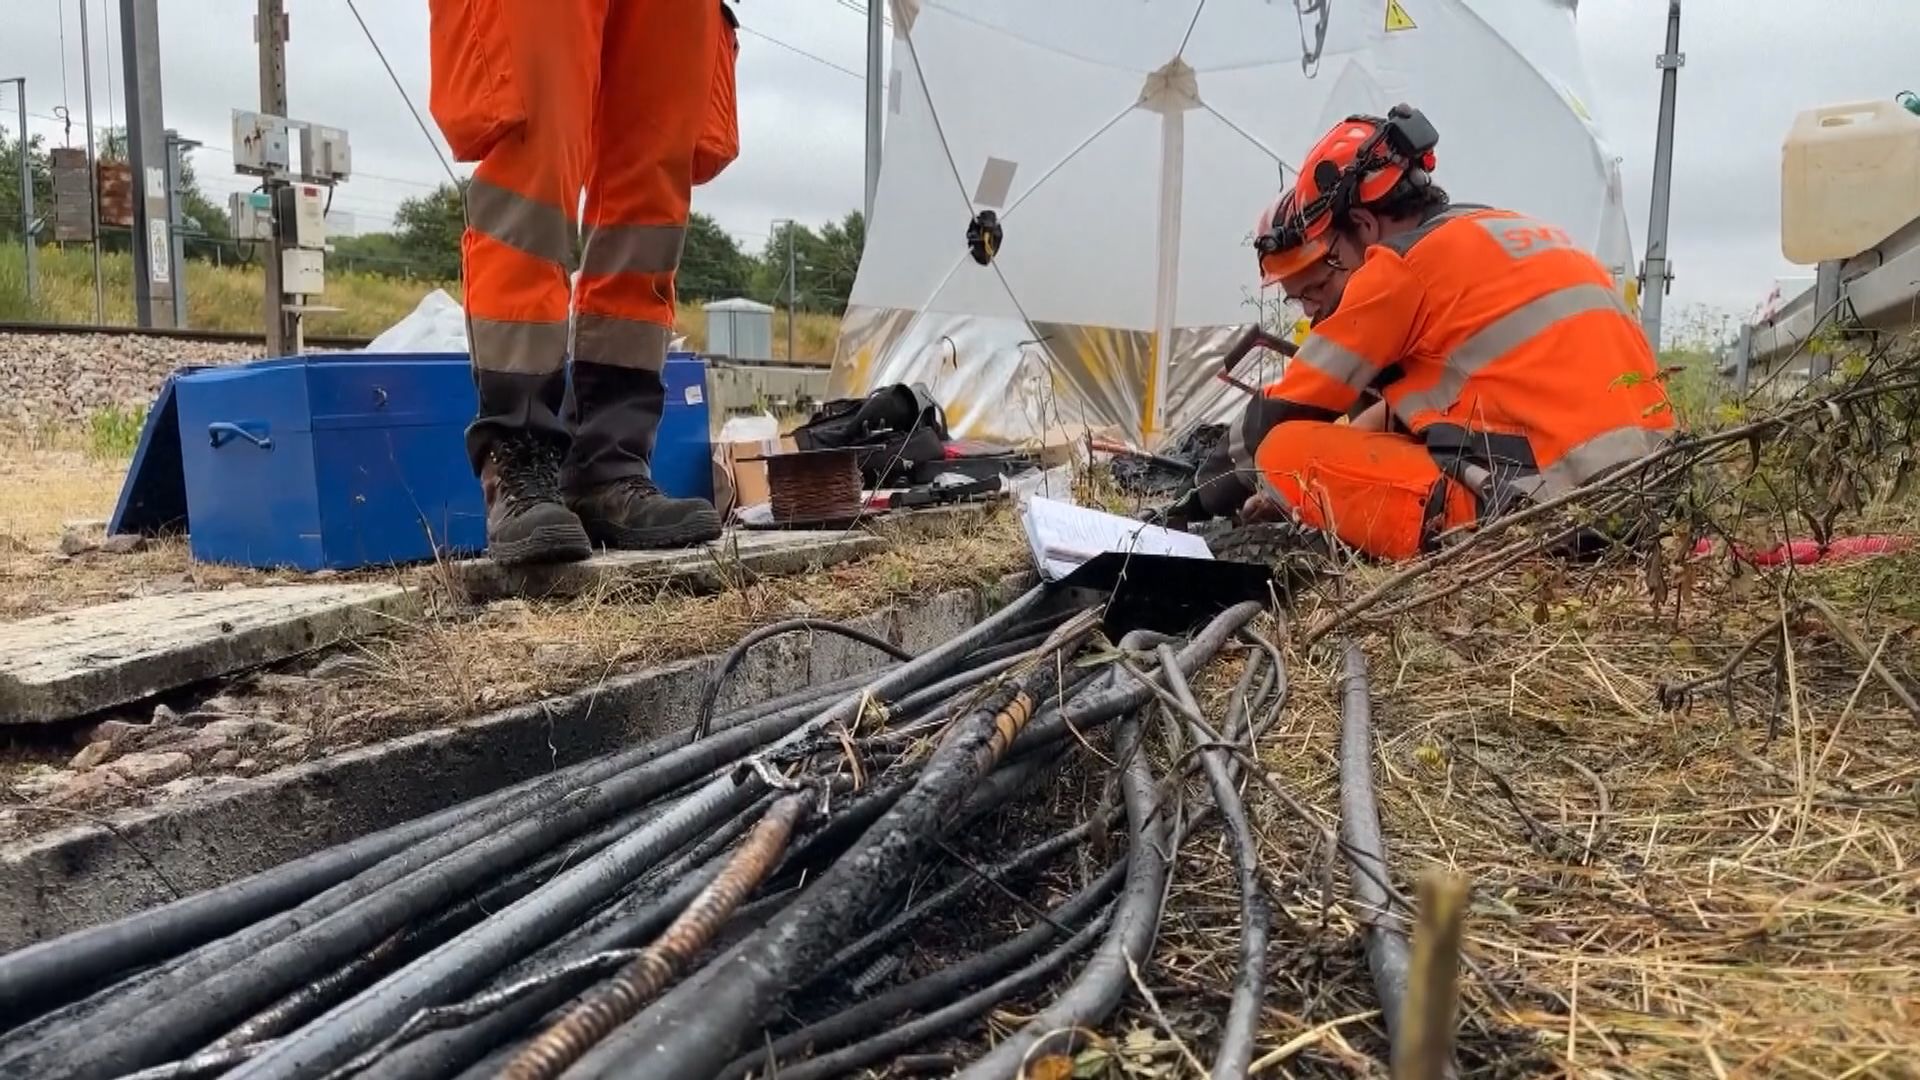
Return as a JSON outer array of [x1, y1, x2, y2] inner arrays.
[[1021, 495, 1213, 581]]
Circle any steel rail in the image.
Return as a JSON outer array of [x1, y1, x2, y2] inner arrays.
[[0, 319, 373, 349]]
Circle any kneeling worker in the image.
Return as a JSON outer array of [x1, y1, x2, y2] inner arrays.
[[1182, 105, 1674, 559]]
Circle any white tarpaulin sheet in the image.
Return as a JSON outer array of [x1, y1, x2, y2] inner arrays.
[[831, 0, 1636, 448]]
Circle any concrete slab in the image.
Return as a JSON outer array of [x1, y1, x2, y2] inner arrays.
[[0, 578, 1035, 948], [452, 529, 883, 602], [0, 584, 422, 725]]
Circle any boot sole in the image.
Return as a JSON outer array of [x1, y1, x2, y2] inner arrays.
[[581, 515, 724, 551], [487, 522, 595, 566]]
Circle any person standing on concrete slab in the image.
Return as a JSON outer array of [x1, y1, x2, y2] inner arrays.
[[428, 0, 739, 564]]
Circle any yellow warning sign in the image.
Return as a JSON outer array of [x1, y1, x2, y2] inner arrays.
[[1385, 0, 1417, 31]]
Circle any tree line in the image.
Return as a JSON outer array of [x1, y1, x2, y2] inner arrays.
[[1, 124, 866, 313], [361, 180, 866, 313]]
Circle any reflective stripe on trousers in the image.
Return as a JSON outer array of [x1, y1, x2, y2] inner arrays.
[[467, 177, 578, 269], [574, 312, 675, 374]]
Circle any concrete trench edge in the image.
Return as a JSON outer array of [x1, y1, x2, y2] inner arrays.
[[0, 573, 1035, 950]]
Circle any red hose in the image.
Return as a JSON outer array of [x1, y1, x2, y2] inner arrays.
[[1689, 535, 1911, 566]]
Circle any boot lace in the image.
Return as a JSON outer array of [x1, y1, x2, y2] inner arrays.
[[493, 439, 565, 511], [604, 474, 665, 505]]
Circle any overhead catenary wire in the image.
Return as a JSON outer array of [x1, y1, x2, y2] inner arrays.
[[737, 25, 863, 81], [341, 0, 460, 188]]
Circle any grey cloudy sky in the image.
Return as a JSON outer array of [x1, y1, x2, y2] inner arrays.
[[3, 0, 1914, 327]]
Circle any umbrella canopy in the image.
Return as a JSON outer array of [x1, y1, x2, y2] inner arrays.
[[830, 0, 1635, 448]]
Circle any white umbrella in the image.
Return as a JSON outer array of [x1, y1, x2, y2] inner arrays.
[[832, 0, 1635, 448]]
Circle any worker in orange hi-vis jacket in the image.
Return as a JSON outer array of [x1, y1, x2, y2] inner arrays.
[[428, 0, 740, 565], [1183, 104, 1675, 561]]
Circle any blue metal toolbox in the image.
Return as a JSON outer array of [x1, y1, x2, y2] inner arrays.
[[172, 351, 713, 571], [654, 352, 715, 504]]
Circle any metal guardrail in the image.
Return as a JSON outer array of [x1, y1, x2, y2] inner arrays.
[[1733, 213, 1920, 392]]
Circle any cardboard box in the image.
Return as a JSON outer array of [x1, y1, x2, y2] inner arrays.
[[717, 435, 797, 516]]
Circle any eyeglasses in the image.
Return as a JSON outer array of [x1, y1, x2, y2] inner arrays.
[[1282, 256, 1343, 308]]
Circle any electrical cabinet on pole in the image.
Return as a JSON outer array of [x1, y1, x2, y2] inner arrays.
[[257, 0, 295, 355], [119, 0, 179, 328], [1639, 0, 1683, 350]]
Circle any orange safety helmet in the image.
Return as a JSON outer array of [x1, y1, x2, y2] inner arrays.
[[1253, 190, 1328, 285], [1255, 104, 1440, 282]]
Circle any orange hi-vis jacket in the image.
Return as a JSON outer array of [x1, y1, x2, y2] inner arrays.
[[1239, 204, 1674, 510]]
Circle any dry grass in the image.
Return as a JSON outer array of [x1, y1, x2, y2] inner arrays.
[[312, 510, 1028, 745], [0, 440, 290, 621], [1123, 537, 1920, 1075]]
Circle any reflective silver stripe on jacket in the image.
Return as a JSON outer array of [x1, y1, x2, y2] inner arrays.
[[466, 177, 577, 269], [1295, 334, 1380, 391], [1535, 425, 1671, 496], [574, 311, 673, 372], [468, 316, 569, 376], [1391, 282, 1632, 422], [580, 223, 687, 277]]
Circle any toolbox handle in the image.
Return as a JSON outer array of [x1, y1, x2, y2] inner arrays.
[[208, 421, 274, 451]]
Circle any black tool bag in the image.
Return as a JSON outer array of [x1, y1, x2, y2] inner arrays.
[[791, 384, 951, 488]]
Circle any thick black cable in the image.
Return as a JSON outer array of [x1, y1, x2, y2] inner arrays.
[[721, 859, 1127, 1080], [231, 586, 1051, 1079], [567, 612, 1089, 1077], [1158, 646, 1269, 1080], [696, 618, 915, 737], [27, 693, 844, 1078], [812, 809, 1122, 986], [209, 795, 662, 1052], [1339, 643, 1411, 1046], [0, 774, 537, 1031], [1012, 601, 1266, 754], [363, 795, 777, 1080], [741, 902, 1116, 1080], [954, 707, 1172, 1079], [0, 668, 872, 1037]]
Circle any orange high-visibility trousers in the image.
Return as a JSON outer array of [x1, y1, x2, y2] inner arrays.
[[428, 0, 739, 483], [1254, 421, 1478, 560]]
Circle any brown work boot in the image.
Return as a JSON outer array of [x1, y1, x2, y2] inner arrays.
[[479, 438, 593, 565], [567, 475, 723, 550]]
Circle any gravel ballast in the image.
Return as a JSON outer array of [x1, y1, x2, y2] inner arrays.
[[0, 332, 265, 428]]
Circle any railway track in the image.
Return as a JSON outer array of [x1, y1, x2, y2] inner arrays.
[[0, 320, 375, 351]]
